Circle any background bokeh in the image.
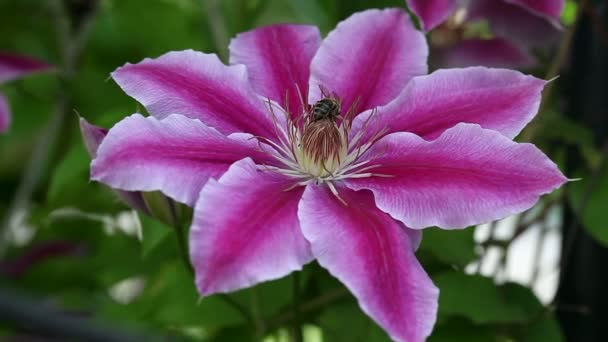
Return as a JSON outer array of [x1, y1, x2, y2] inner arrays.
[[1, 0, 607, 341]]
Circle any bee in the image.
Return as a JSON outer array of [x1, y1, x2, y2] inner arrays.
[[311, 98, 341, 122]]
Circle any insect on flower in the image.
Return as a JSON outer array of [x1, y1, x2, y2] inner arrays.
[[311, 96, 340, 122], [89, 8, 567, 342]]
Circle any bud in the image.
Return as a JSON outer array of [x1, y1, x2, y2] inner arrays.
[[79, 117, 193, 228]]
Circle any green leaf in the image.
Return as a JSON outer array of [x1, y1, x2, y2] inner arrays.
[[319, 302, 390, 341], [539, 114, 601, 168], [47, 143, 123, 212], [286, 0, 330, 31], [7, 216, 145, 296], [420, 228, 477, 267], [428, 317, 499, 342], [139, 213, 173, 260], [521, 314, 564, 342], [231, 274, 294, 319], [47, 143, 89, 204], [206, 326, 252, 342], [568, 165, 608, 246], [141, 262, 245, 327], [434, 272, 543, 324], [561, 0, 578, 26]]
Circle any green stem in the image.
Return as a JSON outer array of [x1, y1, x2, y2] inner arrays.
[[174, 223, 194, 275], [292, 272, 303, 342], [250, 288, 266, 339], [0, 0, 97, 256], [267, 287, 349, 331], [202, 0, 229, 61], [219, 294, 257, 331]]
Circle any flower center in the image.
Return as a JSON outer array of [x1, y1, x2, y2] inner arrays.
[[258, 88, 388, 201]]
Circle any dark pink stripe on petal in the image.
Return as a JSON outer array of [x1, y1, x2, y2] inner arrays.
[[0, 93, 9, 133], [405, 0, 458, 31], [111, 50, 277, 139], [345, 124, 567, 229], [299, 186, 438, 342], [434, 38, 535, 69], [309, 8, 428, 116], [91, 114, 273, 206], [354, 67, 546, 140], [0, 51, 51, 83], [468, 0, 562, 48], [229, 24, 321, 120], [504, 0, 564, 19], [190, 158, 312, 296]]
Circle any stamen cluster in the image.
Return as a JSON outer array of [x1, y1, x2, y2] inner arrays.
[[258, 88, 388, 202]]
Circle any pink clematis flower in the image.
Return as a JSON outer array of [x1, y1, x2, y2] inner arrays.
[[406, 0, 564, 68], [0, 52, 50, 133], [90, 8, 566, 341]]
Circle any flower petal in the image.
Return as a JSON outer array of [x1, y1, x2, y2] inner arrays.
[[0, 51, 50, 83], [434, 38, 535, 69], [405, 0, 457, 31], [79, 117, 150, 213], [309, 8, 427, 115], [190, 158, 312, 295], [353, 67, 546, 140], [299, 185, 438, 342], [0, 93, 10, 133], [468, 0, 562, 48], [345, 123, 567, 229], [229, 24, 321, 119], [111, 50, 277, 138], [91, 114, 273, 206], [504, 0, 564, 19]]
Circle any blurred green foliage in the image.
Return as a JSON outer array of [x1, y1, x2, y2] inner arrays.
[[0, 0, 599, 341]]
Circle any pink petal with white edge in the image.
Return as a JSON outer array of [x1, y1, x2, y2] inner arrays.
[[468, 0, 562, 48], [406, 227, 423, 251], [299, 185, 438, 342], [229, 24, 321, 119], [0, 93, 9, 133], [434, 38, 535, 69], [309, 8, 428, 116], [505, 0, 564, 19], [111, 50, 277, 139], [0, 51, 50, 83], [405, 0, 457, 31], [79, 117, 150, 214], [191, 158, 312, 296], [353, 67, 545, 141], [345, 123, 567, 229], [91, 114, 274, 206]]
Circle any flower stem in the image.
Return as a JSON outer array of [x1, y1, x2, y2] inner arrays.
[[267, 287, 349, 332], [174, 222, 194, 275], [202, 0, 229, 61], [291, 272, 303, 342], [249, 288, 266, 339], [0, 0, 97, 256]]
